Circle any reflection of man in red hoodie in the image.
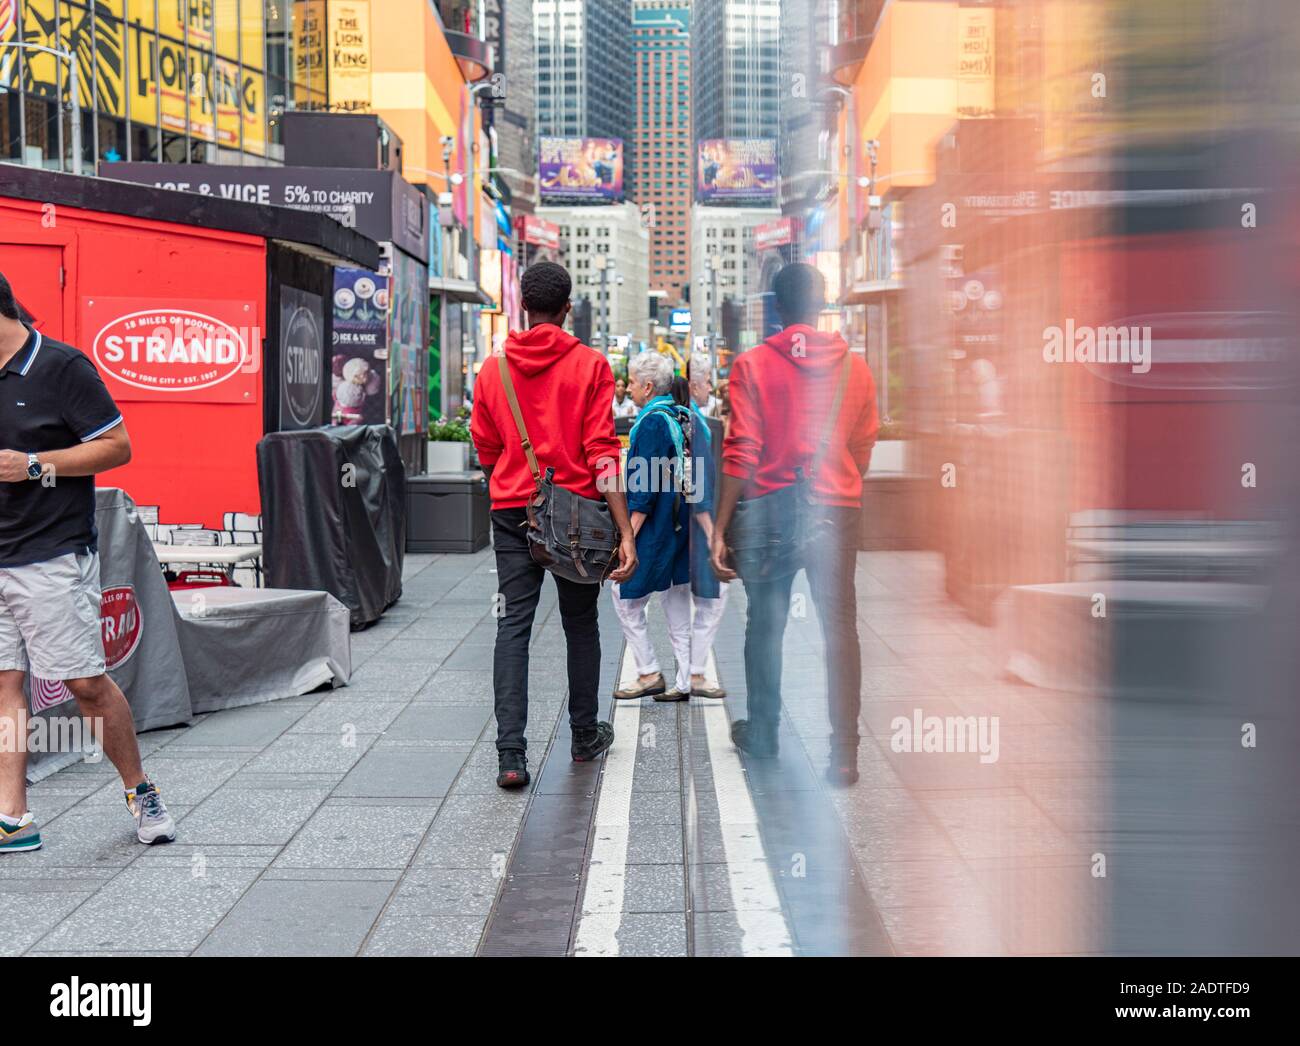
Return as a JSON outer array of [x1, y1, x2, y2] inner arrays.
[[711, 263, 879, 785], [472, 262, 637, 789]]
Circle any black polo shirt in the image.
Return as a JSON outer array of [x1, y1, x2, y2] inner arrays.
[[0, 326, 123, 567]]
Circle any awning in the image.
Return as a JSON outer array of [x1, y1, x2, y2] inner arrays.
[[429, 276, 495, 306], [841, 278, 903, 305]]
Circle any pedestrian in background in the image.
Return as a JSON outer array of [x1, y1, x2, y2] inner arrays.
[[611, 352, 692, 701], [0, 271, 176, 853], [612, 374, 638, 420], [471, 262, 638, 789], [709, 263, 878, 786]]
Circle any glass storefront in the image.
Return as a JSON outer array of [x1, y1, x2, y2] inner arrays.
[[0, 1, 326, 169]]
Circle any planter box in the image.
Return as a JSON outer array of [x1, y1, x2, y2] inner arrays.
[[427, 440, 470, 472], [407, 471, 490, 553]]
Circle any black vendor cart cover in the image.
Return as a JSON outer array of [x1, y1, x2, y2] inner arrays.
[[258, 425, 406, 628]]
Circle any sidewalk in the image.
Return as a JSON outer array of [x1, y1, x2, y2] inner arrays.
[[3, 549, 1101, 956]]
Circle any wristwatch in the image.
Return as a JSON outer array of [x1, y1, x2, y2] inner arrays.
[[26, 453, 41, 481]]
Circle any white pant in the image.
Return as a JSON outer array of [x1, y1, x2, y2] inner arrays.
[[613, 581, 730, 690], [613, 582, 693, 692], [690, 582, 728, 676]]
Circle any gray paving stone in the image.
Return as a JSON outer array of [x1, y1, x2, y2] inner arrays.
[[611, 912, 689, 956], [244, 732, 377, 774], [27, 808, 147, 868], [179, 785, 332, 845], [0, 885, 99, 956], [361, 914, 486, 957], [334, 745, 469, 799], [169, 702, 304, 748], [272, 802, 435, 870], [194, 878, 394, 956], [287, 698, 409, 736], [33, 864, 262, 952], [385, 704, 491, 742], [389, 865, 502, 917]]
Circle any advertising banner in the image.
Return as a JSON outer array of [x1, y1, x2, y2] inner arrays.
[[81, 297, 259, 404], [331, 267, 389, 426], [755, 215, 799, 251], [110, 164, 427, 263], [698, 139, 778, 203], [519, 213, 560, 251], [279, 286, 328, 431], [539, 136, 624, 202], [389, 251, 428, 437], [328, 0, 373, 111]]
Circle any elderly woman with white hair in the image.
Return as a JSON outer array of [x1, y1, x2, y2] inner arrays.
[[610, 350, 693, 700]]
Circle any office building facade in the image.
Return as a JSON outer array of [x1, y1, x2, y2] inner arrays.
[[632, 1, 691, 308]]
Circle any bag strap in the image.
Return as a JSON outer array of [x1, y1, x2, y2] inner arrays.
[[497, 353, 542, 485], [808, 353, 853, 481]]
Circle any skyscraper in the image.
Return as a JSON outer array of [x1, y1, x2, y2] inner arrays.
[[692, 0, 782, 143], [633, 2, 692, 306], [533, 0, 635, 195]]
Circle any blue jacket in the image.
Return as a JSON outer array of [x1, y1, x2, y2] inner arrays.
[[620, 403, 690, 600]]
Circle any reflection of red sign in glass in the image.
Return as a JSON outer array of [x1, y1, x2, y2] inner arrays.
[[755, 217, 799, 252], [100, 586, 143, 671], [81, 298, 259, 404]]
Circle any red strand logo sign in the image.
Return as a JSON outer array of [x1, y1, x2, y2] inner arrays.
[[83, 298, 259, 403]]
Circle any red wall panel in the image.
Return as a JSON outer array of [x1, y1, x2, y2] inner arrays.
[[1, 198, 268, 529]]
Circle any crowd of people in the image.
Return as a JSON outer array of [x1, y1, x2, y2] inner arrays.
[[472, 260, 878, 791], [0, 257, 879, 855]]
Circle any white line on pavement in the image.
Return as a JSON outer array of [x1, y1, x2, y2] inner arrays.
[[573, 646, 641, 957], [700, 650, 795, 956]]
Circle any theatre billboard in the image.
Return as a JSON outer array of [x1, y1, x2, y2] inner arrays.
[[539, 137, 625, 202]]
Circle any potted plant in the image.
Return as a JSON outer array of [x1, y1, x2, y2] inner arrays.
[[427, 414, 472, 472]]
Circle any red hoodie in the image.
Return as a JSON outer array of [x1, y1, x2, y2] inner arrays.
[[471, 323, 622, 509], [722, 325, 879, 507]]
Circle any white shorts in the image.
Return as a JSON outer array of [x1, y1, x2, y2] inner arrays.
[[0, 552, 107, 680]]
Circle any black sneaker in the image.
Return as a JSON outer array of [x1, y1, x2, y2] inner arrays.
[[730, 718, 778, 758], [825, 744, 860, 787], [571, 721, 615, 762], [497, 750, 530, 789]]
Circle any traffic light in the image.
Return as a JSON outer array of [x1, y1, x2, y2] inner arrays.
[[572, 297, 593, 345]]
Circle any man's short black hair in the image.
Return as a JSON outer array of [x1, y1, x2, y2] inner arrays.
[[521, 261, 572, 316], [0, 271, 22, 322], [772, 263, 826, 326]]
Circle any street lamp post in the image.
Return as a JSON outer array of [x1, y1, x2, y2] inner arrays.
[[1, 42, 82, 176], [707, 252, 722, 373]]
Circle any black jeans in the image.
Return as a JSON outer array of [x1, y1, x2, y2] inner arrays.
[[491, 508, 602, 753], [741, 514, 861, 750]]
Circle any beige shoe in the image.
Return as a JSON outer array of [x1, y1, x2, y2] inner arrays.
[[653, 688, 690, 703], [613, 673, 666, 700], [690, 682, 727, 699]]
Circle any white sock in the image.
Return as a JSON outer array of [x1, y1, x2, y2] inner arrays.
[[0, 811, 28, 828]]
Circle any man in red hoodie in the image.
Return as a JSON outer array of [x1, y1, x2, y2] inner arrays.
[[472, 262, 638, 788], [710, 263, 879, 786]]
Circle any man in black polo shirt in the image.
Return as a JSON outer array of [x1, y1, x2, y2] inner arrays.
[[0, 271, 175, 853]]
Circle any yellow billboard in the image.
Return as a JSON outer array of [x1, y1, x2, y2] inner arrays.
[[328, 0, 372, 111]]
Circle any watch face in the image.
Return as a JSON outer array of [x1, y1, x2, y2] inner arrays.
[[27, 457, 40, 479]]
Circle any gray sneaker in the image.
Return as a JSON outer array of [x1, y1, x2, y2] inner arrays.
[[0, 814, 42, 854], [126, 780, 177, 845]]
